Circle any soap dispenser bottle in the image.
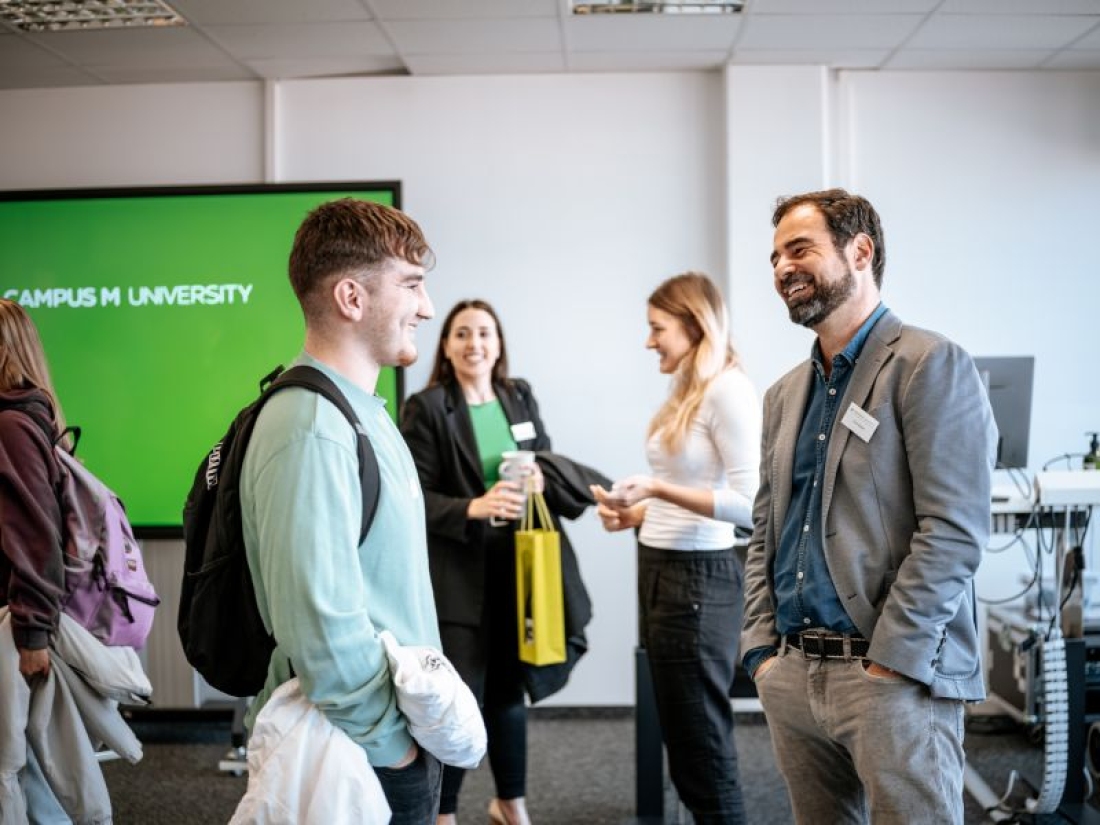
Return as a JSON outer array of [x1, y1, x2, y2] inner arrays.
[[1085, 432, 1100, 470]]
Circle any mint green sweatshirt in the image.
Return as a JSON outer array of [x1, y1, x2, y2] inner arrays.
[[241, 354, 440, 767]]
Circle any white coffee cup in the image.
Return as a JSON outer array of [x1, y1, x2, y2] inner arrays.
[[499, 450, 536, 485], [491, 450, 537, 526]]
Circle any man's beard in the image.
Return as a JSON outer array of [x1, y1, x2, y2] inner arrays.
[[786, 265, 856, 328]]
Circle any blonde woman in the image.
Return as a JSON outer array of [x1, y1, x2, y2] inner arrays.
[[592, 272, 761, 825]]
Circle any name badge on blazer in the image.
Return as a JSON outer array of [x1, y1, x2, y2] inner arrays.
[[841, 403, 879, 443], [511, 421, 536, 442]]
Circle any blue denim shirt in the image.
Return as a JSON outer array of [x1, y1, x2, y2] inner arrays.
[[743, 304, 887, 677]]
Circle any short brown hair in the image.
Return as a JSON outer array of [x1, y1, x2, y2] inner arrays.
[[772, 188, 886, 288], [288, 198, 434, 320]]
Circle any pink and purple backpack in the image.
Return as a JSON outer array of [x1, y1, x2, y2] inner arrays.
[[55, 429, 159, 649]]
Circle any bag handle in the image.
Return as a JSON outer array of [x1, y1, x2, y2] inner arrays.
[[520, 490, 553, 532]]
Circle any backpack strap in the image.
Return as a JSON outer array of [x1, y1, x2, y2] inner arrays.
[[55, 426, 81, 456], [262, 365, 381, 545]]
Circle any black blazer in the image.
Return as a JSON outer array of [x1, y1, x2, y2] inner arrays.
[[400, 378, 593, 701]]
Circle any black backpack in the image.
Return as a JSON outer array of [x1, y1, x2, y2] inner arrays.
[[178, 365, 380, 697]]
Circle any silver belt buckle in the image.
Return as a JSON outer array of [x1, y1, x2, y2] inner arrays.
[[816, 630, 830, 660]]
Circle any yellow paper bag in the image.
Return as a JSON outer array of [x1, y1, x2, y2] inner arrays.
[[514, 491, 567, 666]]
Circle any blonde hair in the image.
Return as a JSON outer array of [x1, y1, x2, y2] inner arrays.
[[647, 272, 739, 452], [0, 298, 65, 434]]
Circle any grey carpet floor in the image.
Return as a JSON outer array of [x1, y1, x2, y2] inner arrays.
[[100, 711, 1095, 824]]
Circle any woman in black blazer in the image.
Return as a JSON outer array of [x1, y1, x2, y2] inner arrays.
[[401, 299, 584, 825]]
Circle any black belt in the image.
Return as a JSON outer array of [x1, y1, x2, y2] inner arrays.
[[785, 631, 869, 660]]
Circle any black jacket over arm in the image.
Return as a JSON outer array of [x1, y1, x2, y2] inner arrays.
[[399, 378, 593, 702]]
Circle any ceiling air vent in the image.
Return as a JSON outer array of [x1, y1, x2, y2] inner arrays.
[[0, 0, 186, 32], [573, 1, 744, 14]]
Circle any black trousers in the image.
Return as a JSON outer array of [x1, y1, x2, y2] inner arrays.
[[438, 531, 528, 814], [638, 543, 746, 825]]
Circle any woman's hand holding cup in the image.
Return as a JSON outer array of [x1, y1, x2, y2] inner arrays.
[[469, 480, 526, 525]]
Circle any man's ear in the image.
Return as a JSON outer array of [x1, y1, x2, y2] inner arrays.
[[850, 232, 874, 274], [332, 277, 365, 321]]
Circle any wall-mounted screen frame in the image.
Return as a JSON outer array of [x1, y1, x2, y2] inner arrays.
[[0, 181, 404, 536]]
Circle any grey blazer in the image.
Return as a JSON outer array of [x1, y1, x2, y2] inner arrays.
[[741, 310, 997, 700]]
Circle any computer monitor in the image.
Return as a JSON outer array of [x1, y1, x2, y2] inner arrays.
[[974, 356, 1035, 469]]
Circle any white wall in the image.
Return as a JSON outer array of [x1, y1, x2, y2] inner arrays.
[[725, 65, 832, 390], [0, 82, 264, 189], [1, 66, 1096, 704]]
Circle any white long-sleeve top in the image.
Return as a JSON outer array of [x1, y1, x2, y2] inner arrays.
[[639, 368, 761, 551]]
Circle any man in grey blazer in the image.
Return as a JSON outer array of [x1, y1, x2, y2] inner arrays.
[[741, 189, 997, 825]]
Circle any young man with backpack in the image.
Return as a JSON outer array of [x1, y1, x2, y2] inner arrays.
[[239, 198, 442, 822]]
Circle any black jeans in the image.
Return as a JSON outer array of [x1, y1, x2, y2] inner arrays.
[[374, 749, 443, 825], [638, 543, 746, 825]]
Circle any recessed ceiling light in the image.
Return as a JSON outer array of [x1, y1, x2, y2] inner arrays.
[[0, 0, 187, 32], [573, 0, 744, 14]]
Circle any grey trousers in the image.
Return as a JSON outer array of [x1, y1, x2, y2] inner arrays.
[[754, 649, 965, 825]]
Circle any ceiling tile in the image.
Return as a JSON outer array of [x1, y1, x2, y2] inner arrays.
[[0, 32, 77, 69], [908, 14, 1098, 49], [938, 0, 1100, 13], [246, 55, 407, 79], [169, 0, 372, 25], [387, 18, 562, 54], [730, 48, 888, 68], [403, 51, 565, 74], [1043, 48, 1100, 67], [371, 0, 559, 20], [1, 2, 1097, 88], [24, 27, 243, 68], [750, 0, 937, 12], [88, 63, 258, 83], [205, 22, 394, 58], [564, 15, 741, 52], [739, 14, 923, 49], [0, 63, 103, 88], [569, 49, 728, 71], [1074, 21, 1100, 47], [886, 48, 1050, 69]]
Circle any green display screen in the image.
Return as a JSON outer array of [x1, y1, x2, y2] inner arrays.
[[0, 182, 404, 534]]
